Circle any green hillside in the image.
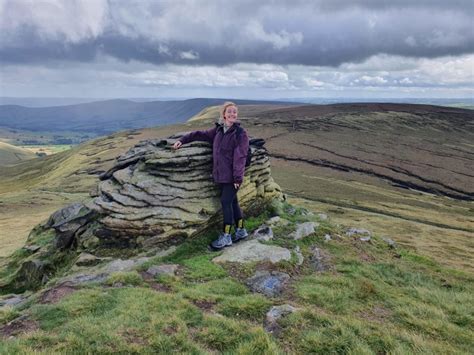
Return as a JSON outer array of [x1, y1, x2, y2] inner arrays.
[[1, 201, 472, 353], [0, 103, 473, 353], [1, 103, 472, 270], [0, 142, 36, 166]]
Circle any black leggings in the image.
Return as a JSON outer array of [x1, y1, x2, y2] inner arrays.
[[219, 183, 243, 230]]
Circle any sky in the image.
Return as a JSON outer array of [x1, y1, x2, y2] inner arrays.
[[0, 0, 473, 100]]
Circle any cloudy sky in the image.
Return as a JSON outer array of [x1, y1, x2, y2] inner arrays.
[[1, 0, 473, 99]]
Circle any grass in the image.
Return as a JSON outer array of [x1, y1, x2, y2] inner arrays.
[[1, 202, 472, 354], [17, 145, 72, 155], [1, 107, 473, 353]]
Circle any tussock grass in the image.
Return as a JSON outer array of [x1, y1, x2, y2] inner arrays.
[[1, 203, 473, 354]]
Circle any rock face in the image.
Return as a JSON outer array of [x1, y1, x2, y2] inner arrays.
[[2, 133, 283, 293], [86, 136, 283, 249]]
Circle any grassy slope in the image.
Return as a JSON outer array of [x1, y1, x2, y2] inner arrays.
[[1, 103, 472, 271], [0, 124, 184, 257], [1, 203, 472, 353], [193, 104, 474, 273], [1, 104, 473, 353], [0, 142, 36, 166]]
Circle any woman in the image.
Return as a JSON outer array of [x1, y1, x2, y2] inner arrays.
[[172, 102, 250, 250]]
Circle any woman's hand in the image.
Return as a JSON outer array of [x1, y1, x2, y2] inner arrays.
[[234, 183, 240, 189], [172, 140, 183, 150]]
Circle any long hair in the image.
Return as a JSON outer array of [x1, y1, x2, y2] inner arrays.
[[218, 101, 238, 125]]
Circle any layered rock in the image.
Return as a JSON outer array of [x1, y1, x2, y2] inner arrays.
[[0, 134, 284, 291], [87, 135, 283, 248], [2, 132, 284, 292]]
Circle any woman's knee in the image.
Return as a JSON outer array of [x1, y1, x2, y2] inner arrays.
[[220, 194, 233, 205]]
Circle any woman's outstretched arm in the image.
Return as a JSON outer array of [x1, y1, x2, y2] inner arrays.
[[176, 126, 218, 146]]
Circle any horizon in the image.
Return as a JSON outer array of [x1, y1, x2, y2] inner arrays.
[[1, 96, 473, 109], [1, 1, 473, 99]]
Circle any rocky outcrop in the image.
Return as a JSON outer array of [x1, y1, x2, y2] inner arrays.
[[87, 135, 283, 248], [1, 133, 284, 293]]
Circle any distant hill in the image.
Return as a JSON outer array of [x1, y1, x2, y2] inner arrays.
[[188, 104, 296, 122], [0, 98, 300, 135], [0, 141, 36, 166]]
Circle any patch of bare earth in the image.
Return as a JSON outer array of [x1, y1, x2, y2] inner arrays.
[[357, 306, 393, 324], [192, 299, 216, 312], [39, 282, 78, 304], [118, 328, 149, 346], [0, 315, 39, 338], [139, 271, 172, 292]]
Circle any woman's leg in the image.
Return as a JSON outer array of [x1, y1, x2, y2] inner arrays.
[[232, 190, 244, 229], [220, 183, 236, 234]]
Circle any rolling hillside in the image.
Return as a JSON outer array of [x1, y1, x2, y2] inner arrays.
[[0, 142, 36, 166], [0, 98, 300, 134], [0, 103, 472, 273]]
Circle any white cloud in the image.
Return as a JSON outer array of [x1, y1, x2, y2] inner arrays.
[[0, 0, 108, 43], [243, 20, 303, 50], [179, 50, 199, 60]]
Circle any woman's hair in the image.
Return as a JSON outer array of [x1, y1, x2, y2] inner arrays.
[[219, 101, 238, 124]]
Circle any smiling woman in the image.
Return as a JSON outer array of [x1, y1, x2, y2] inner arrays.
[[173, 102, 250, 250]]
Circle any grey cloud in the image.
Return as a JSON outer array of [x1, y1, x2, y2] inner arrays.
[[1, 0, 473, 67]]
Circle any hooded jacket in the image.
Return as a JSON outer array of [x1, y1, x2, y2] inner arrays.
[[179, 121, 249, 184]]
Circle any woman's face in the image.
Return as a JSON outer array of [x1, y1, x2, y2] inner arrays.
[[224, 105, 238, 124]]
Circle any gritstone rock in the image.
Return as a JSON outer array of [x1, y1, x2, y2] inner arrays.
[[87, 136, 283, 249], [289, 222, 318, 240], [252, 225, 274, 241], [265, 304, 298, 334], [5, 134, 283, 292], [246, 271, 290, 297], [212, 239, 291, 264], [146, 264, 179, 277], [346, 228, 372, 238]]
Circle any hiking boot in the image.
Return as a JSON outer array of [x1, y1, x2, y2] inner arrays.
[[232, 227, 249, 243], [211, 232, 232, 250]]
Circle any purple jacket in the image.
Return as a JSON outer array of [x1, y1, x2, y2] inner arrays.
[[179, 122, 250, 184]]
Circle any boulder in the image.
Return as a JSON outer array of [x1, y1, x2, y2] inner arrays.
[[265, 216, 290, 226], [310, 246, 331, 272], [0, 295, 26, 308], [146, 264, 179, 277], [102, 257, 149, 273], [212, 240, 291, 264], [346, 228, 371, 238], [382, 237, 396, 248], [289, 222, 318, 240], [46, 202, 98, 250], [317, 213, 328, 220], [75, 252, 110, 267], [252, 225, 274, 241], [294, 246, 304, 265], [265, 304, 298, 333], [246, 271, 290, 297], [88, 136, 283, 248], [4, 134, 284, 292]]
